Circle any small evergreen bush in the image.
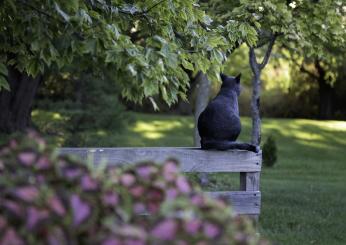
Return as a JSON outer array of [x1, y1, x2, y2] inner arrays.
[[0, 132, 269, 244], [262, 135, 278, 167]]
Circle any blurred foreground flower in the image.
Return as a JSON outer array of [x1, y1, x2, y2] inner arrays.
[[0, 132, 269, 244]]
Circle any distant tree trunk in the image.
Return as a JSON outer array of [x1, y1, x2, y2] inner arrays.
[[249, 49, 262, 146], [0, 66, 41, 133], [193, 71, 211, 147], [249, 34, 277, 146], [315, 60, 334, 119], [193, 71, 211, 187]]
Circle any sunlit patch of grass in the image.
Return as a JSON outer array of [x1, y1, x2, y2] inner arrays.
[[131, 120, 192, 140]]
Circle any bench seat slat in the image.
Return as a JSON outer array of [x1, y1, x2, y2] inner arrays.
[[59, 147, 262, 173], [207, 191, 261, 215]]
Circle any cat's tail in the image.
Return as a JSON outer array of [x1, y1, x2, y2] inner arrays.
[[201, 138, 259, 153]]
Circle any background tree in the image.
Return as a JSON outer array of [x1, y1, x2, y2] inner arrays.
[[208, 0, 346, 145], [1, 0, 257, 133]]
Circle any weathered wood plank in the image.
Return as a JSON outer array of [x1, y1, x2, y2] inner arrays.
[[240, 172, 260, 191], [207, 191, 261, 215], [59, 147, 262, 173]]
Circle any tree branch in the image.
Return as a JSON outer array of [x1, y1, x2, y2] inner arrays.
[[145, 0, 167, 13], [258, 33, 277, 70], [249, 47, 259, 75]]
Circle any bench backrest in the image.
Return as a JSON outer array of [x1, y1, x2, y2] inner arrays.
[[60, 147, 262, 219]]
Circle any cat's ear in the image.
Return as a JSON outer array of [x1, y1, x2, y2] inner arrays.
[[220, 73, 227, 81], [235, 73, 241, 83]]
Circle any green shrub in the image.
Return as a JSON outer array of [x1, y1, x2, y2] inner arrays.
[[262, 135, 278, 167], [0, 132, 269, 244]]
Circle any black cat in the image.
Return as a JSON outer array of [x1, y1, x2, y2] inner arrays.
[[197, 73, 259, 152]]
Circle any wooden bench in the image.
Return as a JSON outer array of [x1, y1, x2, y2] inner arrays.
[[60, 147, 262, 219]]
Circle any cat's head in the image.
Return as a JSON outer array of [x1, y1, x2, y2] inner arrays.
[[220, 73, 241, 96]]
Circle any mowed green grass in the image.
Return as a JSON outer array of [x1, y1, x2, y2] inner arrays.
[[28, 112, 346, 244]]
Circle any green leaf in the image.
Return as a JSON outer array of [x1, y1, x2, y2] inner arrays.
[[181, 59, 194, 71], [0, 63, 8, 76], [54, 3, 70, 22], [127, 64, 137, 76], [0, 75, 10, 91]]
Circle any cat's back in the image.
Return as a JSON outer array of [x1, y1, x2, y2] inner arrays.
[[198, 94, 241, 140]]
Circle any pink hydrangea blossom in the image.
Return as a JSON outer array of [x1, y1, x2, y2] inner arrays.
[[163, 161, 178, 181], [166, 188, 178, 199], [70, 194, 91, 226], [120, 173, 136, 187], [18, 152, 36, 166], [136, 165, 155, 179], [203, 222, 220, 238], [1, 228, 24, 245], [130, 185, 145, 197], [102, 238, 122, 245], [81, 175, 98, 191], [176, 176, 191, 193], [102, 192, 119, 206], [184, 219, 201, 235], [26, 207, 49, 229], [151, 219, 178, 240], [36, 156, 51, 169], [13, 186, 39, 202], [48, 196, 66, 216]]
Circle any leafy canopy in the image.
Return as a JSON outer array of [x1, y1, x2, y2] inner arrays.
[[0, 0, 258, 107]]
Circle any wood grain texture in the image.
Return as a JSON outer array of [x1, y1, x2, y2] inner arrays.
[[240, 172, 261, 191], [59, 147, 262, 173], [207, 191, 261, 215]]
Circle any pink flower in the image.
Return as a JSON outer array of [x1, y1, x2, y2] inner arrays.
[[130, 186, 145, 197], [191, 195, 204, 206], [124, 240, 145, 245], [134, 203, 146, 214], [163, 161, 178, 181], [0, 215, 7, 229], [18, 152, 36, 166], [70, 195, 91, 226], [13, 186, 39, 202], [203, 223, 220, 238], [2, 200, 23, 217], [64, 168, 82, 180], [151, 219, 178, 240], [81, 175, 98, 191], [48, 196, 66, 216], [102, 192, 119, 206], [26, 207, 49, 229], [166, 188, 178, 199], [184, 219, 201, 235], [136, 165, 155, 179], [1, 228, 24, 245], [102, 239, 122, 245], [36, 156, 51, 169], [176, 176, 191, 193], [121, 174, 136, 187]]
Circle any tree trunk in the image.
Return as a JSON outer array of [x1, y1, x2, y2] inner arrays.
[[318, 80, 333, 119], [193, 72, 211, 147], [315, 60, 334, 119], [193, 71, 211, 187], [251, 74, 261, 146], [0, 66, 41, 133], [249, 48, 262, 146], [248, 35, 276, 146]]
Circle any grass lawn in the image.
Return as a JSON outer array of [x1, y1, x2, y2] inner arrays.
[[5, 111, 346, 244]]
